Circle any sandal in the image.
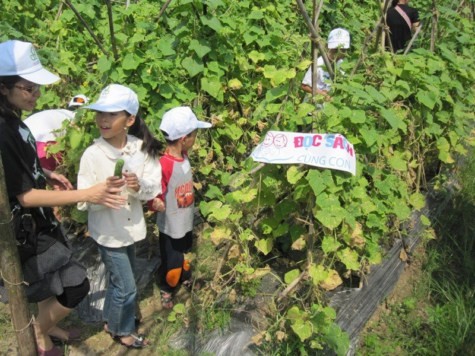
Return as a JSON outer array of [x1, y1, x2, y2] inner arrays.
[[104, 320, 141, 337], [160, 290, 174, 309], [114, 333, 149, 349]]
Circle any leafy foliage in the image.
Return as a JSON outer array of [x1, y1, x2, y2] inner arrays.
[[2, 0, 475, 354]]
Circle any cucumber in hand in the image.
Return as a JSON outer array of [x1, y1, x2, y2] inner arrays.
[[114, 159, 125, 177]]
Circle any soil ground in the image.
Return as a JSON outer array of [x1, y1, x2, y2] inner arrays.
[[0, 281, 193, 355], [357, 242, 427, 355]]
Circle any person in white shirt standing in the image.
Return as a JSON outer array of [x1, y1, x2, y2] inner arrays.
[[301, 28, 351, 101], [24, 94, 89, 171], [77, 84, 162, 349]]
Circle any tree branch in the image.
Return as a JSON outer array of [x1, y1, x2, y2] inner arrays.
[[295, 0, 334, 79], [64, 0, 109, 57], [157, 0, 174, 22], [104, 0, 119, 61]]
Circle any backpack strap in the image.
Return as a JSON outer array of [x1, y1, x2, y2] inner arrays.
[[395, 5, 412, 30]]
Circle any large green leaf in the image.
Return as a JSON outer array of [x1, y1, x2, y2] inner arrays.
[[201, 76, 223, 101], [182, 57, 204, 77]]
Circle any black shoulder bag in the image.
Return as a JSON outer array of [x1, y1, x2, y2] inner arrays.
[[11, 203, 37, 263]]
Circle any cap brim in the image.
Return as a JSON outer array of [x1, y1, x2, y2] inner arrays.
[[20, 68, 60, 85], [196, 121, 212, 128]]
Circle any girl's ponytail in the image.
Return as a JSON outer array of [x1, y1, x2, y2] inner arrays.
[[129, 113, 163, 158]]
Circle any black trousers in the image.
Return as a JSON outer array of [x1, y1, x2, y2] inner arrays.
[[157, 231, 193, 293]]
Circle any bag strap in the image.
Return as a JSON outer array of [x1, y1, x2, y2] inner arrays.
[[395, 5, 412, 30]]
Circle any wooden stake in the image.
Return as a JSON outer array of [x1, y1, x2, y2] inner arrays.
[[430, 0, 438, 52], [64, 0, 110, 57], [105, 0, 119, 61], [157, 0, 174, 22], [352, 0, 391, 75], [0, 156, 36, 355], [310, 0, 324, 97], [295, 0, 334, 79], [403, 24, 422, 55]]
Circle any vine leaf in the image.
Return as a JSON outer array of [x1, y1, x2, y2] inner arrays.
[[320, 269, 343, 291], [337, 248, 360, 271], [284, 269, 300, 284], [255, 238, 273, 255]]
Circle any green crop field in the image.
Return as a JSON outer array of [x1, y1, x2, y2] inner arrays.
[[1, 0, 474, 354]]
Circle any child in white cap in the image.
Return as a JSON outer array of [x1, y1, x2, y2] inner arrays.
[[0, 40, 125, 355], [148, 106, 211, 309], [301, 28, 351, 100], [77, 84, 163, 348], [24, 94, 89, 171]]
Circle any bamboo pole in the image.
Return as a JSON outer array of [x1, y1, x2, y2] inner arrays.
[[295, 0, 334, 79], [374, 0, 391, 50], [430, 0, 438, 52], [403, 24, 422, 55], [105, 0, 119, 61], [310, 0, 324, 97], [64, 0, 110, 57], [157, 0, 174, 22], [352, 0, 391, 76], [0, 155, 36, 355]]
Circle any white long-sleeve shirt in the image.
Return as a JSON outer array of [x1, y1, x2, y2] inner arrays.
[[302, 57, 344, 92], [77, 135, 162, 248]]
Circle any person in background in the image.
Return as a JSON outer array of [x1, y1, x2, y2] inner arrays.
[[148, 106, 211, 309], [77, 84, 162, 349], [24, 94, 89, 171], [386, 0, 420, 53], [301, 28, 351, 101], [0, 39, 125, 356]]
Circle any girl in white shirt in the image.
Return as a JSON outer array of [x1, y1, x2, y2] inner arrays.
[[77, 84, 162, 349]]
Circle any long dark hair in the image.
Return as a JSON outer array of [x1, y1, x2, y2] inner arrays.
[[128, 113, 163, 158], [0, 75, 22, 117], [391, 0, 399, 7]]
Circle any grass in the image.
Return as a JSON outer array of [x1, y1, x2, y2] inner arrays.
[[358, 152, 475, 355]]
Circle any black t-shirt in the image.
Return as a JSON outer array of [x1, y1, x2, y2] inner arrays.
[[0, 111, 61, 252], [386, 4, 419, 52]]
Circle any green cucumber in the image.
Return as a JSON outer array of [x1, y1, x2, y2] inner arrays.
[[114, 159, 125, 177]]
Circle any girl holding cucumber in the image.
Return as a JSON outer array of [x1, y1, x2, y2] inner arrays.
[[77, 84, 162, 349]]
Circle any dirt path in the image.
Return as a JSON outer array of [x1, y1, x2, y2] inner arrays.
[[0, 283, 192, 355]]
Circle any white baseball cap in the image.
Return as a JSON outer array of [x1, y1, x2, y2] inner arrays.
[[68, 94, 89, 108], [85, 84, 139, 115], [0, 40, 60, 85], [327, 28, 350, 49], [160, 106, 212, 140]]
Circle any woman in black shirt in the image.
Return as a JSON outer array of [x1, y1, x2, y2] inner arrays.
[[0, 40, 126, 356], [387, 0, 420, 52]]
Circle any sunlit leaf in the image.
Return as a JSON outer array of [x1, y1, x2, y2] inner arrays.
[[255, 238, 273, 255], [284, 269, 300, 284]]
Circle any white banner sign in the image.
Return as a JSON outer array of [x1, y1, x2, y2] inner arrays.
[[250, 131, 356, 175]]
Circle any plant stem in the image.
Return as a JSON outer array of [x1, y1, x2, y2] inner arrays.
[[430, 0, 439, 52], [104, 0, 119, 61], [157, 0, 174, 22], [64, 0, 110, 57], [295, 0, 334, 79]]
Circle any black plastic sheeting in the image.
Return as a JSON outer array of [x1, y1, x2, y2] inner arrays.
[[328, 207, 427, 355], [0, 232, 160, 313], [70, 235, 160, 323]]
